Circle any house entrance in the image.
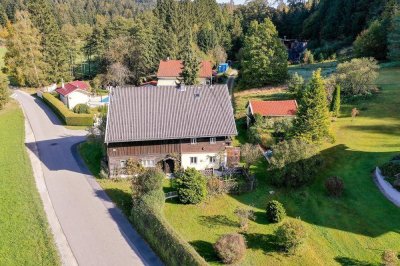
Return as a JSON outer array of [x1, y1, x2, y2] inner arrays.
[[163, 159, 175, 174]]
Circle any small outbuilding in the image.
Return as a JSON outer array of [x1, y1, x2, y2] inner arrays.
[[246, 100, 298, 127], [56, 81, 90, 109]]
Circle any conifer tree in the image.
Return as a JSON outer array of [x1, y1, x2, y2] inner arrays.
[[0, 71, 9, 110], [27, 0, 71, 84], [388, 11, 400, 61], [240, 19, 288, 88], [180, 37, 200, 85], [293, 69, 332, 143], [330, 85, 341, 117], [5, 11, 46, 87]]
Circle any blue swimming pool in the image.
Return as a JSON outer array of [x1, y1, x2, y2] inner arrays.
[[101, 96, 109, 103]]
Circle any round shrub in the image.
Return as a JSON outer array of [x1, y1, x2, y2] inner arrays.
[[325, 176, 344, 197], [175, 168, 207, 204], [275, 220, 308, 254], [73, 103, 90, 114], [266, 200, 286, 223], [382, 250, 398, 266], [132, 168, 164, 198], [214, 233, 246, 264]]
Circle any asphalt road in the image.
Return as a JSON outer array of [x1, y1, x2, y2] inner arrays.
[[14, 91, 162, 266]]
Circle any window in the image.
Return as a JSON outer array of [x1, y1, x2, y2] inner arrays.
[[120, 160, 127, 168], [190, 157, 198, 164], [191, 138, 197, 145], [209, 156, 217, 164], [210, 137, 216, 144], [142, 159, 155, 168]]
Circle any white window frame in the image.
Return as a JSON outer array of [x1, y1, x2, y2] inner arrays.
[[210, 137, 216, 144], [209, 156, 217, 164], [190, 157, 198, 165], [142, 159, 155, 168], [191, 138, 197, 145], [120, 160, 127, 168]]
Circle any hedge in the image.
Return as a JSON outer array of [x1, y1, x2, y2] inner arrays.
[[130, 190, 208, 266], [42, 93, 93, 126]]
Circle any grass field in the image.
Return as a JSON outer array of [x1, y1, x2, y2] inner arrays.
[[163, 66, 400, 265], [0, 101, 59, 265]]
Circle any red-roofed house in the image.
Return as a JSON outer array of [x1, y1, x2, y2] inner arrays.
[[55, 80, 90, 109], [156, 59, 213, 86], [246, 100, 298, 127]]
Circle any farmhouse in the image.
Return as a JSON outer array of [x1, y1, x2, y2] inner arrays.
[[55, 80, 90, 109], [247, 100, 298, 127], [156, 59, 213, 86], [105, 84, 238, 176]]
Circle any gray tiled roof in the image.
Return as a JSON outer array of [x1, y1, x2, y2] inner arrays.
[[105, 85, 237, 143]]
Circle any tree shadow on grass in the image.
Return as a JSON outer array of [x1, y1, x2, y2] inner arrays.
[[244, 233, 281, 254], [198, 215, 238, 228], [253, 211, 269, 225], [189, 240, 220, 263], [335, 256, 378, 266]]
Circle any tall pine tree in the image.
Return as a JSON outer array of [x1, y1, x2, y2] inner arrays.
[[294, 69, 332, 143], [240, 19, 288, 88], [27, 0, 71, 84], [330, 85, 341, 118], [180, 35, 200, 85], [388, 10, 400, 61], [5, 11, 46, 87]]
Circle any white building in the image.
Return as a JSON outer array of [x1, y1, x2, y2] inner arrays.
[[56, 81, 91, 109]]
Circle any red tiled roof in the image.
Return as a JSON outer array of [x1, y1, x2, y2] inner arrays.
[[156, 60, 213, 78], [55, 81, 89, 96], [249, 100, 298, 117], [140, 81, 158, 87]]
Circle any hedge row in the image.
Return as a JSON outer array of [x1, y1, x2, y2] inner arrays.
[[42, 93, 93, 126], [130, 190, 208, 266]]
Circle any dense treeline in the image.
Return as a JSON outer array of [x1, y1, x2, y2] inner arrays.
[[0, 0, 399, 88]]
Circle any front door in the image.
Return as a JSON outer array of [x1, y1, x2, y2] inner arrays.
[[164, 159, 175, 174]]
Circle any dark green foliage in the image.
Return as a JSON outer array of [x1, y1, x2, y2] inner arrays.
[[197, 26, 218, 53], [268, 139, 321, 187], [132, 168, 164, 198], [380, 161, 400, 178], [266, 200, 286, 223], [0, 71, 9, 110], [175, 168, 207, 204], [275, 219, 308, 254], [330, 85, 341, 117], [73, 103, 90, 114], [325, 176, 344, 197], [214, 233, 246, 264], [180, 41, 201, 85], [353, 20, 388, 60], [42, 93, 93, 126], [388, 10, 400, 61], [240, 19, 288, 88], [293, 69, 332, 143]]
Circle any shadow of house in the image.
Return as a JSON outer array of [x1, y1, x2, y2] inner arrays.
[[229, 144, 400, 238]]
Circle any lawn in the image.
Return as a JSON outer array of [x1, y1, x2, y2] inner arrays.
[[0, 101, 59, 265], [163, 66, 400, 265]]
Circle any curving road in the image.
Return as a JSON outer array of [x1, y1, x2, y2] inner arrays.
[[14, 90, 162, 266]]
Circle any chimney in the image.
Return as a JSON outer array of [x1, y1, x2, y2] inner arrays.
[[61, 79, 65, 88]]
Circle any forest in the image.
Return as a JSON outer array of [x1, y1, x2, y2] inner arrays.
[[0, 0, 398, 88]]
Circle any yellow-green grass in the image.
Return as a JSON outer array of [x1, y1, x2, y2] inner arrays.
[[164, 66, 400, 265], [289, 61, 338, 80], [0, 101, 59, 265]]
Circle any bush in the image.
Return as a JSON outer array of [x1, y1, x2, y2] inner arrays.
[[381, 161, 400, 178], [325, 176, 344, 197], [175, 168, 207, 204], [268, 139, 322, 187], [42, 93, 93, 126], [287, 72, 304, 95], [214, 233, 246, 264], [266, 200, 286, 223], [73, 103, 91, 114], [302, 49, 314, 64], [234, 207, 255, 231], [130, 190, 207, 266], [275, 220, 308, 254], [241, 143, 262, 170], [353, 20, 387, 60], [125, 158, 145, 176], [382, 250, 399, 266], [132, 168, 164, 198]]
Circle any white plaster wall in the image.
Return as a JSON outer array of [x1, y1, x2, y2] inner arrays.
[[157, 78, 208, 86], [181, 152, 227, 171], [67, 91, 90, 109]]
